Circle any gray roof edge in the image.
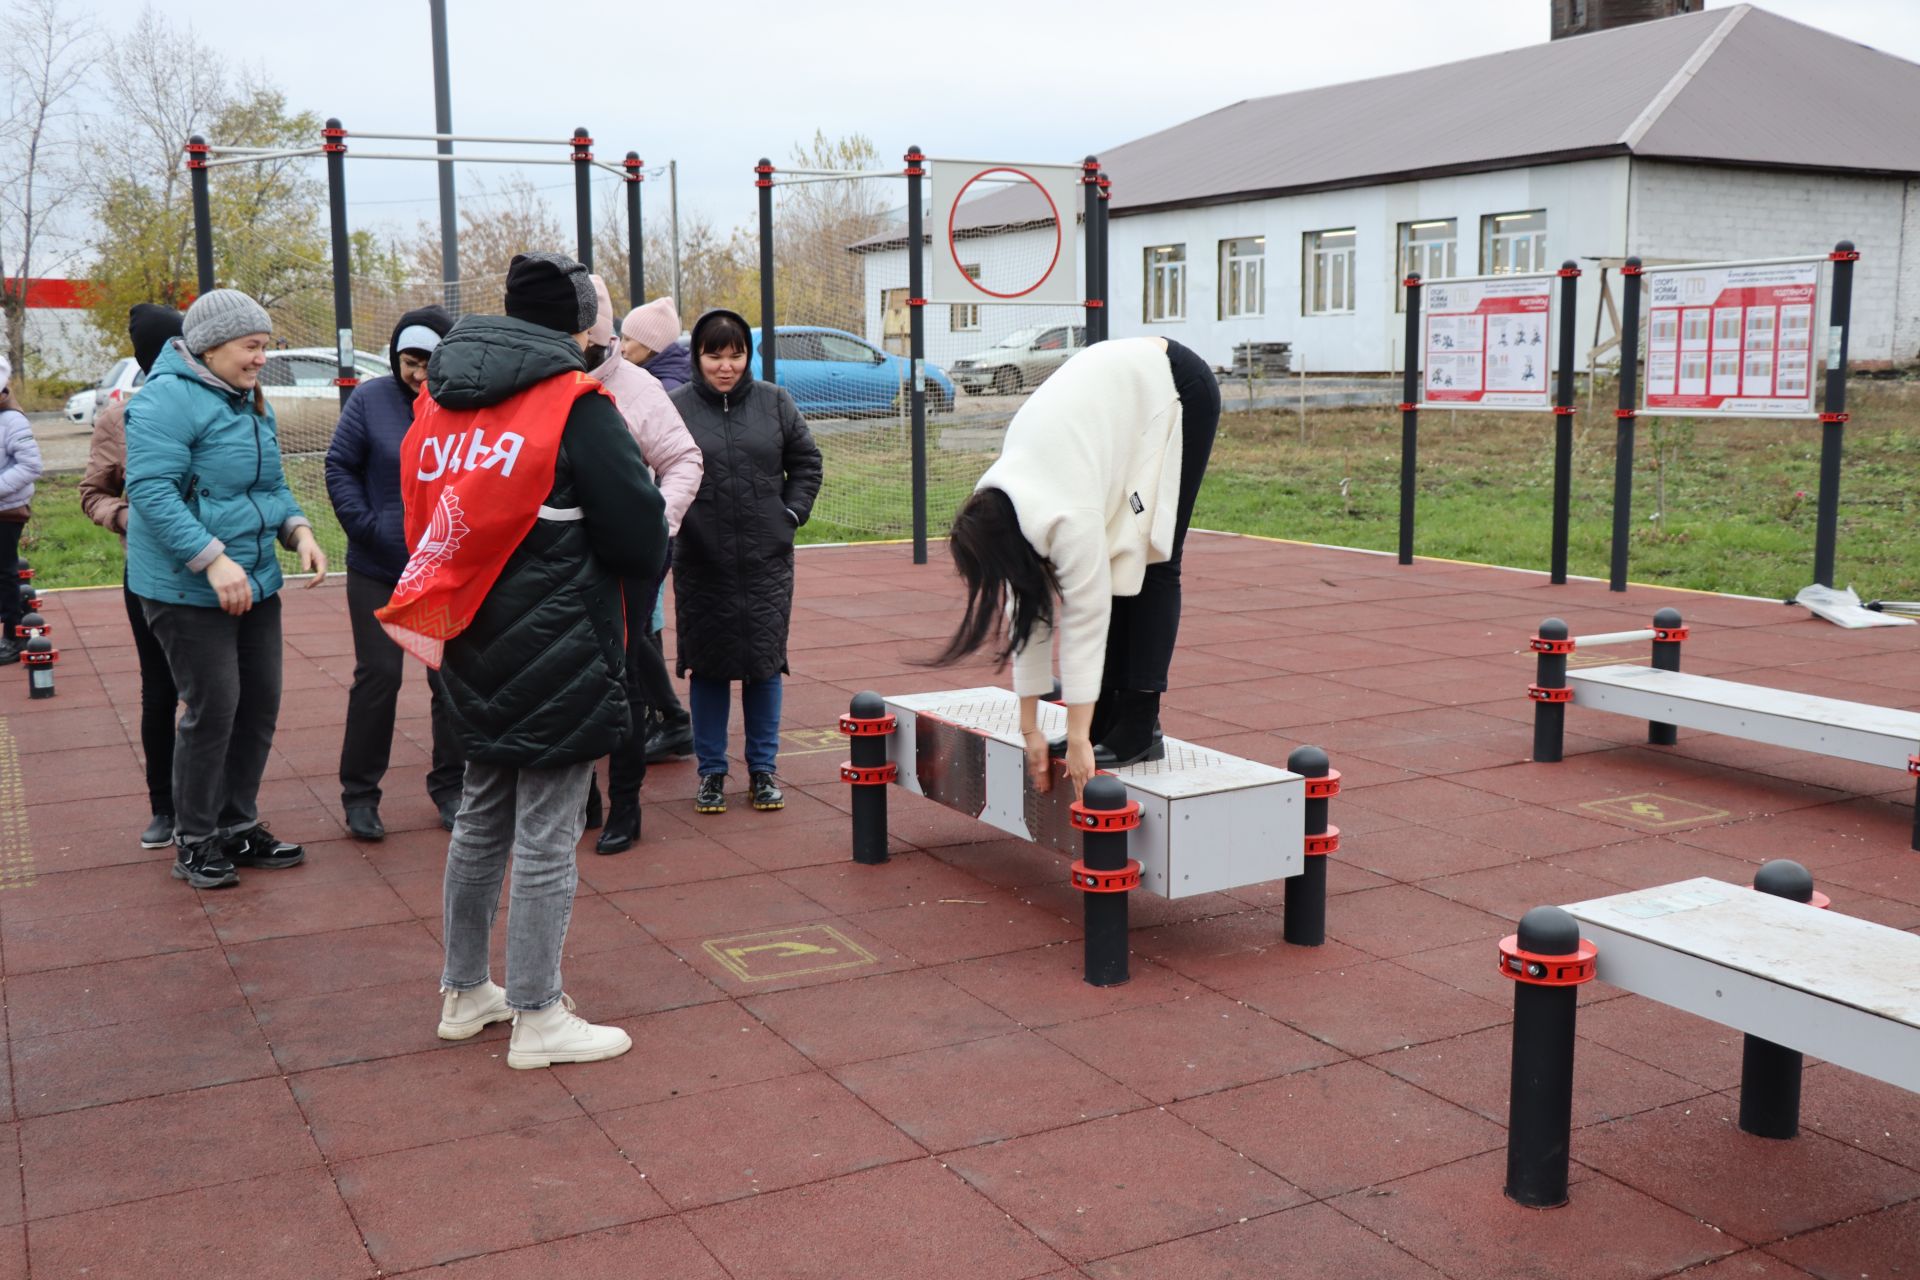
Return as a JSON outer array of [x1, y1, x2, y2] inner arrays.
[[1617, 3, 1751, 148]]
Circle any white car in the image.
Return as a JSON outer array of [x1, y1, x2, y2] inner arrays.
[[949, 324, 1087, 396], [64, 388, 96, 423], [92, 356, 145, 423], [259, 347, 392, 452]]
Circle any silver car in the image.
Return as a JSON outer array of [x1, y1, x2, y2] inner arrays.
[[949, 324, 1087, 396]]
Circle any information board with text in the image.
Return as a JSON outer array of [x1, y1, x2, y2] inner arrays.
[[1420, 275, 1555, 410], [1642, 260, 1821, 416]]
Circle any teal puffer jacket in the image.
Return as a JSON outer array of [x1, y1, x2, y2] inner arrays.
[[125, 339, 309, 608]]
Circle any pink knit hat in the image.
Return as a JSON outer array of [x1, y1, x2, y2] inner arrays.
[[621, 296, 680, 353], [588, 275, 615, 348]]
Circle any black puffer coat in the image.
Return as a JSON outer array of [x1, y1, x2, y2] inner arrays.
[[668, 310, 823, 682], [425, 315, 666, 767]]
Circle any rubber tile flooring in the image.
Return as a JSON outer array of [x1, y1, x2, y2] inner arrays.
[[1, 534, 1916, 1279]]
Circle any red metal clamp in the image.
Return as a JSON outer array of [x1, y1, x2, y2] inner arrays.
[[754, 162, 774, 189], [1497, 934, 1598, 986], [20, 646, 57, 669], [184, 139, 209, 169], [906, 298, 926, 308], [839, 713, 897, 737], [1621, 263, 1643, 276], [322, 125, 347, 154], [1528, 684, 1573, 703], [1303, 825, 1341, 857], [1402, 276, 1422, 288], [1553, 405, 1576, 415], [1819, 412, 1849, 424], [1530, 635, 1575, 655], [840, 761, 898, 786], [1653, 625, 1688, 642], [1557, 267, 1582, 278], [1070, 799, 1141, 833], [333, 376, 359, 389], [1830, 249, 1860, 262], [13, 621, 48, 640], [1907, 754, 1919, 776], [1071, 859, 1142, 893], [1303, 770, 1341, 800], [1615, 408, 1637, 419], [1085, 299, 1105, 308], [1397, 402, 1417, 412], [14, 566, 32, 581]]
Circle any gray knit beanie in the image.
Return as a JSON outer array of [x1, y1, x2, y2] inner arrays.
[[183, 289, 273, 355]]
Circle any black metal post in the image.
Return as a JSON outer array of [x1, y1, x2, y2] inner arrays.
[[1813, 241, 1857, 589], [843, 691, 894, 866], [22, 635, 56, 700], [1082, 157, 1101, 340], [1910, 762, 1919, 852], [1648, 607, 1684, 746], [1096, 172, 1112, 342], [625, 153, 644, 309], [1503, 906, 1593, 1208], [1530, 618, 1571, 763], [1551, 262, 1580, 584], [428, 0, 459, 314], [1398, 274, 1422, 565], [1283, 746, 1336, 946], [906, 146, 928, 567], [187, 136, 215, 296], [323, 120, 355, 410], [756, 158, 775, 383], [1608, 258, 1644, 592], [571, 129, 593, 271], [1075, 775, 1138, 987], [1740, 860, 1816, 1139]]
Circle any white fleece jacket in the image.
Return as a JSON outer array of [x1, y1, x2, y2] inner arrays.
[[973, 337, 1182, 705]]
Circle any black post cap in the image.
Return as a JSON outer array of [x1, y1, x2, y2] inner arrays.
[[1754, 859, 1815, 903], [23, 636, 49, 655], [188, 134, 207, 146], [12, 559, 26, 571], [573, 127, 590, 137], [1288, 745, 1330, 778], [325, 118, 342, 130], [626, 150, 640, 162], [1834, 239, 1855, 254], [758, 156, 772, 166], [1082, 774, 1129, 812], [1653, 606, 1683, 628], [1539, 617, 1569, 640], [1561, 259, 1578, 271], [18, 613, 42, 630], [1625, 255, 1643, 269], [1406, 271, 1421, 285], [1516, 905, 1582, 956], [849, 690, 885, 719]]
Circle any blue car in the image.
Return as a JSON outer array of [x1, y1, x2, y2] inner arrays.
[[753, 326, 954, 418]]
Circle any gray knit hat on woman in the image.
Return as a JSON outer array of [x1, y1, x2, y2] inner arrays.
[[182, 289, 273, 355]]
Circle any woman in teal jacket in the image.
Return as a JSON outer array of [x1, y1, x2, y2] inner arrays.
[[125, 289, 328, 889]]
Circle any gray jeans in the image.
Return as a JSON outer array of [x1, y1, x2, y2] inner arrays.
[[440, 759, 591, 1011], [142, 594, 283, 847]]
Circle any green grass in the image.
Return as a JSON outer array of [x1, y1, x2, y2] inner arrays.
[[26, 381, 1920, 603]]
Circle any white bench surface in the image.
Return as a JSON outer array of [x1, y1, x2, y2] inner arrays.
[[1565, 877, 1920, 1091], [1570, 664, 1920, 770]]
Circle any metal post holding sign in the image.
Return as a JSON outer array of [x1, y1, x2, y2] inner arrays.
[[1082, 157, 1103, 341], [905, 146, 929, 567], [755, 159, 775, 383], [322, 120, 356, 409], [624, 153, 644, 308], [186, 136, 216, 296], [1608, 258, 1644, 592], [1813, 241, 1857, 588], [570, 129, 593, 270], [1551, 262, 1581, 584], [1398, 274, 1422, 565]]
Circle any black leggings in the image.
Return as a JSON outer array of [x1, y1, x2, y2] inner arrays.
[[1101, 339, 1220, 693], [125, 583, 179, 815]]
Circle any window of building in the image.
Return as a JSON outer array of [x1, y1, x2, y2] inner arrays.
[[1303, 229, 1356, 315], [1143, 244, 1186, 322], [951, 265, 982, 332], [1218, 236, 1265, 319], [1482, 210, 1547, 274], [1397, 219, 1456, 310]]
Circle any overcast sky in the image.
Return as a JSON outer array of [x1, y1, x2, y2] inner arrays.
[[57, 0, 1920, 266]]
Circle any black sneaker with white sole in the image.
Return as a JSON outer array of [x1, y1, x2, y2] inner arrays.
[[225, 824, 305, 869], [172, 837, 239, 889], [140, 813, 176, 849]]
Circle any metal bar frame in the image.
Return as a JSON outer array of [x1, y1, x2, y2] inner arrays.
[[1638, 253, 1829, 274], [768, 170, 900, 186], [1415, 268, 1564, 287], [201, 150, 323, 168], [349, 130, 583, 146]]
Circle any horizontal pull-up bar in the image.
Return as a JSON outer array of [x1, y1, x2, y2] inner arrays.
[[201, 149, 324, 168], [349, 151, 587, 167], [206, 145, 307, 156], [1573, 629, 1657, 648], [770, 170, 900, 186], [349, 130, 583, 146]]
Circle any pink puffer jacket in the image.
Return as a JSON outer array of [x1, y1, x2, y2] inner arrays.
[[589, 350, 703, 535]]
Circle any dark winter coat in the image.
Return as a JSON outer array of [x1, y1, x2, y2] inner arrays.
[[425, 314, 666, 768], [668, 312, 823, 682], [641, 341, 692, 391], [324, 307, 454, 584]]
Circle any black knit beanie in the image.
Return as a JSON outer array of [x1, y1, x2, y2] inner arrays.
[[128, 304, 186, 374], [503, 253, 597, 335]]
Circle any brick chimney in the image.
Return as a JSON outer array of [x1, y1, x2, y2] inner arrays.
[[1553, 0, 1699, 39]]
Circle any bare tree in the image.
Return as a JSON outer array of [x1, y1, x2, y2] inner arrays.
[[0, 0, 97, 393], [772, 131, 892, 334]]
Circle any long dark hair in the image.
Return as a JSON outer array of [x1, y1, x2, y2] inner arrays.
[[922, 487, 1058, 668]]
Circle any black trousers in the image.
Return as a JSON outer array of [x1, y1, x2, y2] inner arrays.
[[605, 573, 660, 798], [340, 569, 466, 808], [125, 582, 179, 814], [1101, 338, 1221, 693], [0, 521, 22, 636], [143, 593, 283, 845], [627, 539, 685, 728]]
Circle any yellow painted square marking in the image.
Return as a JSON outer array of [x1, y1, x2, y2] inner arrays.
[[779, 728, 847, 756], [1578, 792, 1730, 830], [701, 924, 879, 983]]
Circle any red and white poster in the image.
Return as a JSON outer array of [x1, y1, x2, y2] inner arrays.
[[1642, 261, 1820, 416], [1420, 276, 1554, 409]]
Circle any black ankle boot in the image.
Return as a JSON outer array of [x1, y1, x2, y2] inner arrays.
[[1093, 691, 1166, 768], [596, 794, 639, 854], [1051, 688, 1119, 757], [585, 772, 603, 829]]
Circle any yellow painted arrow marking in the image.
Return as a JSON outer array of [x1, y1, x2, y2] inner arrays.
[[724, 940, 840, 963]]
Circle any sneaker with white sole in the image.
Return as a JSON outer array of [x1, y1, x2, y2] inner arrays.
[[506, 994, 632, 1069], [437, 980, 512, 1040]]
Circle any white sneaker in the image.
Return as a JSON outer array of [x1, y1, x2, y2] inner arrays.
[[506, 994, 632, 1070], [437, 980, 512, 1040]]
